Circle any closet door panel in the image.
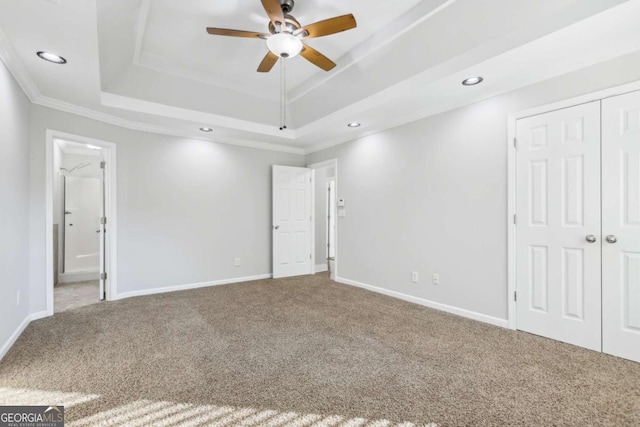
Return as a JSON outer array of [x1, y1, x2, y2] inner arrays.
[[516, 101, 602, 351], [602, 90, 640, 363]]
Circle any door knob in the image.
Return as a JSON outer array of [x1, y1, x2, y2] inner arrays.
[[606, 235, 618, 244], [274, 225, 279, 230], [585, 234, 597, 243]]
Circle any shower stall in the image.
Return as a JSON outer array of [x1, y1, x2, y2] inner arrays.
[[62, 174, 101, 273], [57, 155, 104, 284]]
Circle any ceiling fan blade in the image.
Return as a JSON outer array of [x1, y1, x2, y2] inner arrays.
[[294, 14, 357, 39], [206, 28, 269, 39], [257, 51, 279, 72], [261, 0, 286, 26], [300, 44, 336, 71]]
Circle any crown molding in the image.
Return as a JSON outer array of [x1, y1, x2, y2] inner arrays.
[[33, 95, 305, 154]]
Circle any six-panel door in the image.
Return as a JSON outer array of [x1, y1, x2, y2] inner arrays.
[[602, 90, 640, 363], [515, 101, 602, 351], [272, 165, 313, 279]]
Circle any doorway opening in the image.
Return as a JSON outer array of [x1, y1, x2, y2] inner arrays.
[[46, 130, 117, 315], [310, 159, 339, 280]]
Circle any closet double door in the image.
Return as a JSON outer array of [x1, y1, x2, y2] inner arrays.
[[516, 90, 640, 363]]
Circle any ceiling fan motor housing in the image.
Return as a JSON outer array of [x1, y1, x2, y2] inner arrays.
[[268, 14, 302, 35], [280, 0, 294, 14]]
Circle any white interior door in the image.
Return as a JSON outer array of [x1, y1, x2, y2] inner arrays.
[[64, 177, 101, 273], [515, 101, 602, 351], [272, 165, 313, 278], [602, 90, 640, 363]]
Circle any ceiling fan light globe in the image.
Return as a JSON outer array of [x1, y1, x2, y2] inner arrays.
[[266, 33, 303, 58]]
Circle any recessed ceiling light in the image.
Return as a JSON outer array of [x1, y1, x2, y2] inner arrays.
[[199, 127, 213, 132], [347, 122, 361, 128], [36, 51, 67, 64], [462, 76, 483, 86]]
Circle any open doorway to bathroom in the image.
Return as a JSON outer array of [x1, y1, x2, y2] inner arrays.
[[46, 131, 117, 316], [310, 159, 338, 280]]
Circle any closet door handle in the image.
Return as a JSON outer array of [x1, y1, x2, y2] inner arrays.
[[585, 234, 597, 243], [605, 235, 618, 244]]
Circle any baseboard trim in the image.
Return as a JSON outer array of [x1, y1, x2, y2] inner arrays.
[[336, 277, 509, 329], [315, 264, 328, 273], [0, 311, 49, 361], [113, 274, 273, 300], [29, 311, 48, 321]]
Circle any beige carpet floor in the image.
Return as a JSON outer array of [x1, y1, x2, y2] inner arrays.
[[1, 275, 639, 426]]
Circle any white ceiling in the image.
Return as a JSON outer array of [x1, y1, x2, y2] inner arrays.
[[135, 0, 426, 99], [0, 0, 639, 154]]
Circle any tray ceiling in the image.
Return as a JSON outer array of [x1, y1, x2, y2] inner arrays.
[[0, 0, 638, 153]]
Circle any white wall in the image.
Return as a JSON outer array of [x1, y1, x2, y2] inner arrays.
[[305, 51, 640, 322], [0, 59, 32, 356], [28, 106, 305, 312]]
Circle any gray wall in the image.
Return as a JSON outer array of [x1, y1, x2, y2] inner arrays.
[[306, 51, 640, 321], [28, 106, 305, 312], [0, 59, 31, 353]]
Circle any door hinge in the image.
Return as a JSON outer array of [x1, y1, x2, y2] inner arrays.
[[100, 272, 108, 281], [310, 254, 312, 259], [513, 138, 518, 149], [513, 214, 517, 225], [100, 217, 107, 225], [100, 161, 106, 169], [514, 291, 517, 301]]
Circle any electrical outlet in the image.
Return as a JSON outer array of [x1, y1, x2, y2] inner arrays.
[[234, 257, 241, 266], [432, 273, 440, 285], [16, 290, 20, 307], [411, 272, 419, 283]]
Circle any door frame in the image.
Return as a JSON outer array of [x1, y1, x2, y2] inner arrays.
[[308, 159, 339, 279], [507, 80, 640, 330], [45, 130, 118, 316]]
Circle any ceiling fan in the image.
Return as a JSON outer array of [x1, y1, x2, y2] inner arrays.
[[206, 0, 357, 72]]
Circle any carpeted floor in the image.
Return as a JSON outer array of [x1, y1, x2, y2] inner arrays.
[[1, 275, 639, 426]]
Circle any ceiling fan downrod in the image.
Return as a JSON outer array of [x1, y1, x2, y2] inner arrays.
[[280, 0, 294, 14], [279, 59, 287, 131]]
